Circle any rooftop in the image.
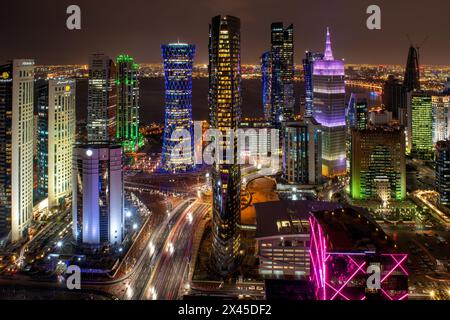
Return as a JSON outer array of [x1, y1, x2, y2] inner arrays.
[[255, 200, 343, 239], [312, 207, 399, 253]]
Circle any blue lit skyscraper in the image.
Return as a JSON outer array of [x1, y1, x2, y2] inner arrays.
[[313, 28, 346, 177], [303, 51, 324, 117], [161, 43, 195, 172], [261, 51, 272, 121], [72, 144, 123, 245]]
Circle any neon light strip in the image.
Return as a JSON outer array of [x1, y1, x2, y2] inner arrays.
[[330, 261, 366, 300], [381, 255, 407, 282]]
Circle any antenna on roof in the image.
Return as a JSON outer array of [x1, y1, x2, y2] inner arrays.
[[418, 36, 429, 50]]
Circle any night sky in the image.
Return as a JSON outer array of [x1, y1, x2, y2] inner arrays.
[[2, 0, 450, 65]]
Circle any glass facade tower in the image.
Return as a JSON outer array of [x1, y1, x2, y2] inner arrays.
[[209, 15, 242, 276], [404, 46, 421, 92], [161, 43, 195, 172], [0, 60, 35, 242], [116, 54, 142, 153], [351, 126, 406, 201], [411, 93, 433, 159], [436, 140, 450, 207], [37, 79, 76, 208], [270, 23, 294, 124], [261, 51, 272, 121], [313, 28, 346, 177], [303, 51, 324, 117], [87, 54, 117, 143]]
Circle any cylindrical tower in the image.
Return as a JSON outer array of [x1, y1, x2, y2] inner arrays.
[[161, 43, 195, 172]]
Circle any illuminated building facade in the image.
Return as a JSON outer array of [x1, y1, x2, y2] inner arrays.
[[72, 144, 123, 245], [313, 28, 346, 177], [411, 93, 433, 159], [404, 46, 421, 92], [303, 51, 323, 117], [239, 120, 278, 163], [432, 94, 450, 144], [37, 79, 76, 208], [116, 54, 142, 153], [346, 95, 368, 174], [435, 140, 450, 207], [351, 126, 406, 201], [369, 109, 393, 126], [282, 118, 322, 185], [310, 207, 408, 300], [209, 15, 242, 275], [37, 80, 49, 201], [261, 51, 272, 121], [0, 60, 35, 242], [270, 22, 294, 124], [87, 54, 117, 143], [161, 43, 195, 172]]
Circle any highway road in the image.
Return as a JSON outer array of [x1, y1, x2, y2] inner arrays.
[[120, 198, 196, 299], [141, 201, 210, 300]]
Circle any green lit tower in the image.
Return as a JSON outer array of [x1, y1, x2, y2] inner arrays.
[[411, 92, 433, 160], [351, 125, 406, 202], [116, 54, 143, 153]]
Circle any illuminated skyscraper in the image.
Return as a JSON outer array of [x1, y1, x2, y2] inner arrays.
[[72, 144, 123, 245], [37, 79, 76, 208], [270, 22, 294, 124], [435, 140, 450, 207], [36, 80, 49, 201], [313, 28, 346, 177], [87, 54, 117, 142], [404, 46, 421, 92], [351, 125, 406, 201], [161, 43, 195, 172], [303, 51, 324, 117], [432, 94, 450, 144], [261, 51, 272, 121], [411, 92, 433, 159], [282, 118, 322, 185], [346, 96, 368, 174], [116, 54, 142, 153], [0, 60, 35, 242], [209, 15, 242, 275]]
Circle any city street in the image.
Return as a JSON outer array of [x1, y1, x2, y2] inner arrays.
[[141, 201, 210, 300]]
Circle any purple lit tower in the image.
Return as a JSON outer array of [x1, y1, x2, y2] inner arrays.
[[313, 28, 346, 177]]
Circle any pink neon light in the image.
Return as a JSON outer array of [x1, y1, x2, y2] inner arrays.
[[330, 260, 366, 300], [381, 255, 407, 282], [381, 288, 393, 300], [383, 254, 409, 275], [326, 283, 350, 300], [398, 293, 408, 300], [309, 215, 409, 301]]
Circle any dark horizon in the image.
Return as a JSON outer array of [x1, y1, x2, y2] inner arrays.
[[2, 0, 450, 66]]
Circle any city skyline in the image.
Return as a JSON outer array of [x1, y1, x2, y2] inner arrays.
[[2, 0, 450, 65], [1, 3, 450, 304]]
